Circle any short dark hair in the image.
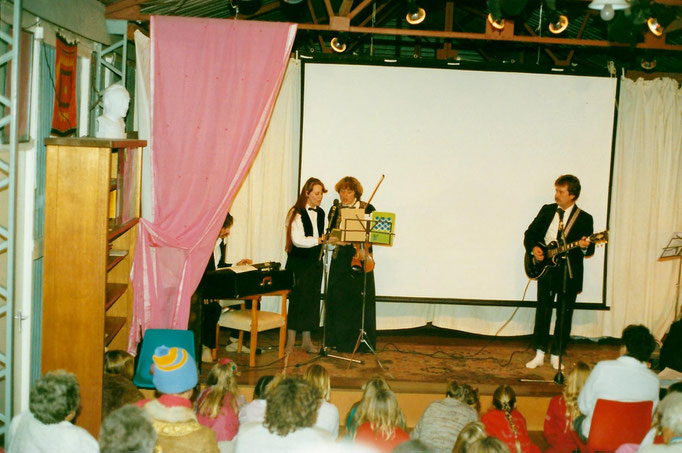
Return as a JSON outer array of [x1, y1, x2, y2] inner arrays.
[[622, 324, 657, 362], [555, 174, 581, 200], [30, 370, 81, 424], [99, 405, 156, 453], [223, 213, 234, 229], [253, 375, 275, 400]]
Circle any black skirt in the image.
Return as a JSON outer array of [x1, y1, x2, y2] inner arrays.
[[285, 254, 323, 332], [325, 244, 376, 352]]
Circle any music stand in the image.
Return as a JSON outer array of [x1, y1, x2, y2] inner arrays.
[[659, 233, 682, 320], [340, 212, 396, 371]]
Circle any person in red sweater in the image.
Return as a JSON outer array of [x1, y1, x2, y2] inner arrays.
[[481, 385, 540, 453], [354, 388, 409, 452], [544, 362, 591, 453]]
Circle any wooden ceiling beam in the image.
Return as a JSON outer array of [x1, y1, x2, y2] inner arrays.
[[296, 23, 682, 50], [106, 4, 150, 21], [105, 0, 148, 15]]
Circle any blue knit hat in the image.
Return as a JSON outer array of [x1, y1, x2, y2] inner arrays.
[[151, 346, 197, 394]]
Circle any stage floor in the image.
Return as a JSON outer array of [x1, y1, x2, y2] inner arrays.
[[204, 325, 621, 396]]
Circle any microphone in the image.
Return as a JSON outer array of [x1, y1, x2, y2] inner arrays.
[[319, 199, 339, 261], [327, 199, 340, 236]]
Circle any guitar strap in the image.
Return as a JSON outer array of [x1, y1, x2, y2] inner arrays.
[[563, 207, 581, 238]]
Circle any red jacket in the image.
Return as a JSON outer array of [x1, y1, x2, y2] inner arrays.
[[481, 408, 541, 453], [544, 395, 581, 453], [355, 422, 410, 453]]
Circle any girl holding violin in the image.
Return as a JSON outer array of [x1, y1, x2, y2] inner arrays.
[[284, 177, 328, 354], [326, 176, 377, 353]]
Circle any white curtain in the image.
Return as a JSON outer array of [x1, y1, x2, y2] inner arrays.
[[226, 58, 301, 313], [586, 77, 682, 339]]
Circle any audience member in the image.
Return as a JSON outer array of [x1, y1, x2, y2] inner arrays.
[[468, 436, 512, 453], [137, 345, 219, 453], [239, 374, 274, 425], [453, 422, 488, 453], [346, 375, 391, 437], [576, 324, 659, 441], [196, 358, 246, 444], [102, 350, 144, 419], [354, 388, 409, 452], [234, 377, 332, 452], [393, 439, 434, 452], [7, 370, 98, 453], [628, 384, 682, 452], [640, 392, 682, 452], [304, 364, 340, 438], [411, 380, 480, 453], [544, 361, 591, 453], [481, 385, 540, 453], [99, 405, 156, 453]]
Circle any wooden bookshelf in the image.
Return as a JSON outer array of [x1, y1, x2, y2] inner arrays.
[[42, 137, 144, 437]]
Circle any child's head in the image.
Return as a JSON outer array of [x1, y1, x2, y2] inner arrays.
[[453, 421, 487, 453], [563, 361, 591, 422], [104, 350, 135, 380], [362, 376, 391, 402], [492, 385, 516, 413], [447, 381, 480, 412], [357, 388, 405, 440], [303, 364, 331, 401], [253, 375, 275, 400], [151, 346, 197, 396], [198, 358, 241, 418], [468, 436, 511, 453]]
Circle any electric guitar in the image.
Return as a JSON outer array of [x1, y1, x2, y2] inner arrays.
[[524, 230, 608, 279]]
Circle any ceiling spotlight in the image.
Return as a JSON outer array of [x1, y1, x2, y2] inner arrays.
[[549, 14, 569, 34], [647, 17, 663, 36], [406, 3, 426, 25], [487, 13, 506, 30], [640, 57, 656, 70], [330, 36, 347, 53], [588, 0, 629, 21]]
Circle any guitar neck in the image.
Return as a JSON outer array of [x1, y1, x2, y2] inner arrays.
[[547, 238, 583, 258]]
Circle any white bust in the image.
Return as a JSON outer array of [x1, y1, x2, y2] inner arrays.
[[96, 84, 130, 139]]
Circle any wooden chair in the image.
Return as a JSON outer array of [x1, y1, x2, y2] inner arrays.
[[214, 289, 289, 367], [572, 399, 654, 453]]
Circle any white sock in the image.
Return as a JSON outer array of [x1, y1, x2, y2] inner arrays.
[[550, 354, 565, 370], [525, 350, 545, 369]]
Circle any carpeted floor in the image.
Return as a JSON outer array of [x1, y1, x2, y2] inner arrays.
[[202, 325, 622, 394]]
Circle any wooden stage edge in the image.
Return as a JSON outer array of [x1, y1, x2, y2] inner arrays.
[[206, 325, 622, 431]]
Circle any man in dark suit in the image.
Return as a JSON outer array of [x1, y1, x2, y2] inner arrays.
[[524, 175, 596, 370]]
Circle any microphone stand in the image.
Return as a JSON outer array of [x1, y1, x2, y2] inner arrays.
[[314, 201, 362, 366], [554, 227, 573, 385]]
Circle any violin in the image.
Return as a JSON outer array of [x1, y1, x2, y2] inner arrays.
[[350, 175, 384, 273]]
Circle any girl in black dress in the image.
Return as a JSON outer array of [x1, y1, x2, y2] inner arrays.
[[284, 177, 328, 353]]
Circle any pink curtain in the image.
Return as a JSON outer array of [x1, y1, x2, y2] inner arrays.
[[128, 16, 297, 351]]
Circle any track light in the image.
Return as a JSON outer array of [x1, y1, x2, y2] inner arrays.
[[406, 2, 426, 25], [640, 57, 656, 70], [487, 13, 506, 30], [549, 14, 569, 34], [647, 17, 663, 36], [330, 36, 347, 53]]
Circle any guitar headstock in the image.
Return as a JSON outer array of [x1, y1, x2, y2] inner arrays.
[[590, 230, 608, 246]]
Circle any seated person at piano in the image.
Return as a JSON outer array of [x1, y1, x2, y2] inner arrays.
[[201, 212, 252, 363]]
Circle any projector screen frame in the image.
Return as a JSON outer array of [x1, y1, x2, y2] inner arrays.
[[298, 57, 619, 310]]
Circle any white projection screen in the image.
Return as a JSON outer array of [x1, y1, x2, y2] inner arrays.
[[300, 63, 616, 305]]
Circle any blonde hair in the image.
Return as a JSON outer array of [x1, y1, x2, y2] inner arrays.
[[563, 362, 591, 430], [356, 389, 405, 441], [104, 350, 135, 380], [197, 360, 240, 418], [468, 436, 511, 453], [304, 364, 331, 401], [347, 376, 391, 434], [492, 385, 520, 453], [453, 421, 487, 453]]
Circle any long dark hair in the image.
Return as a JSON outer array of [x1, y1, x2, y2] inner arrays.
[[285, 177, 327, 252]]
